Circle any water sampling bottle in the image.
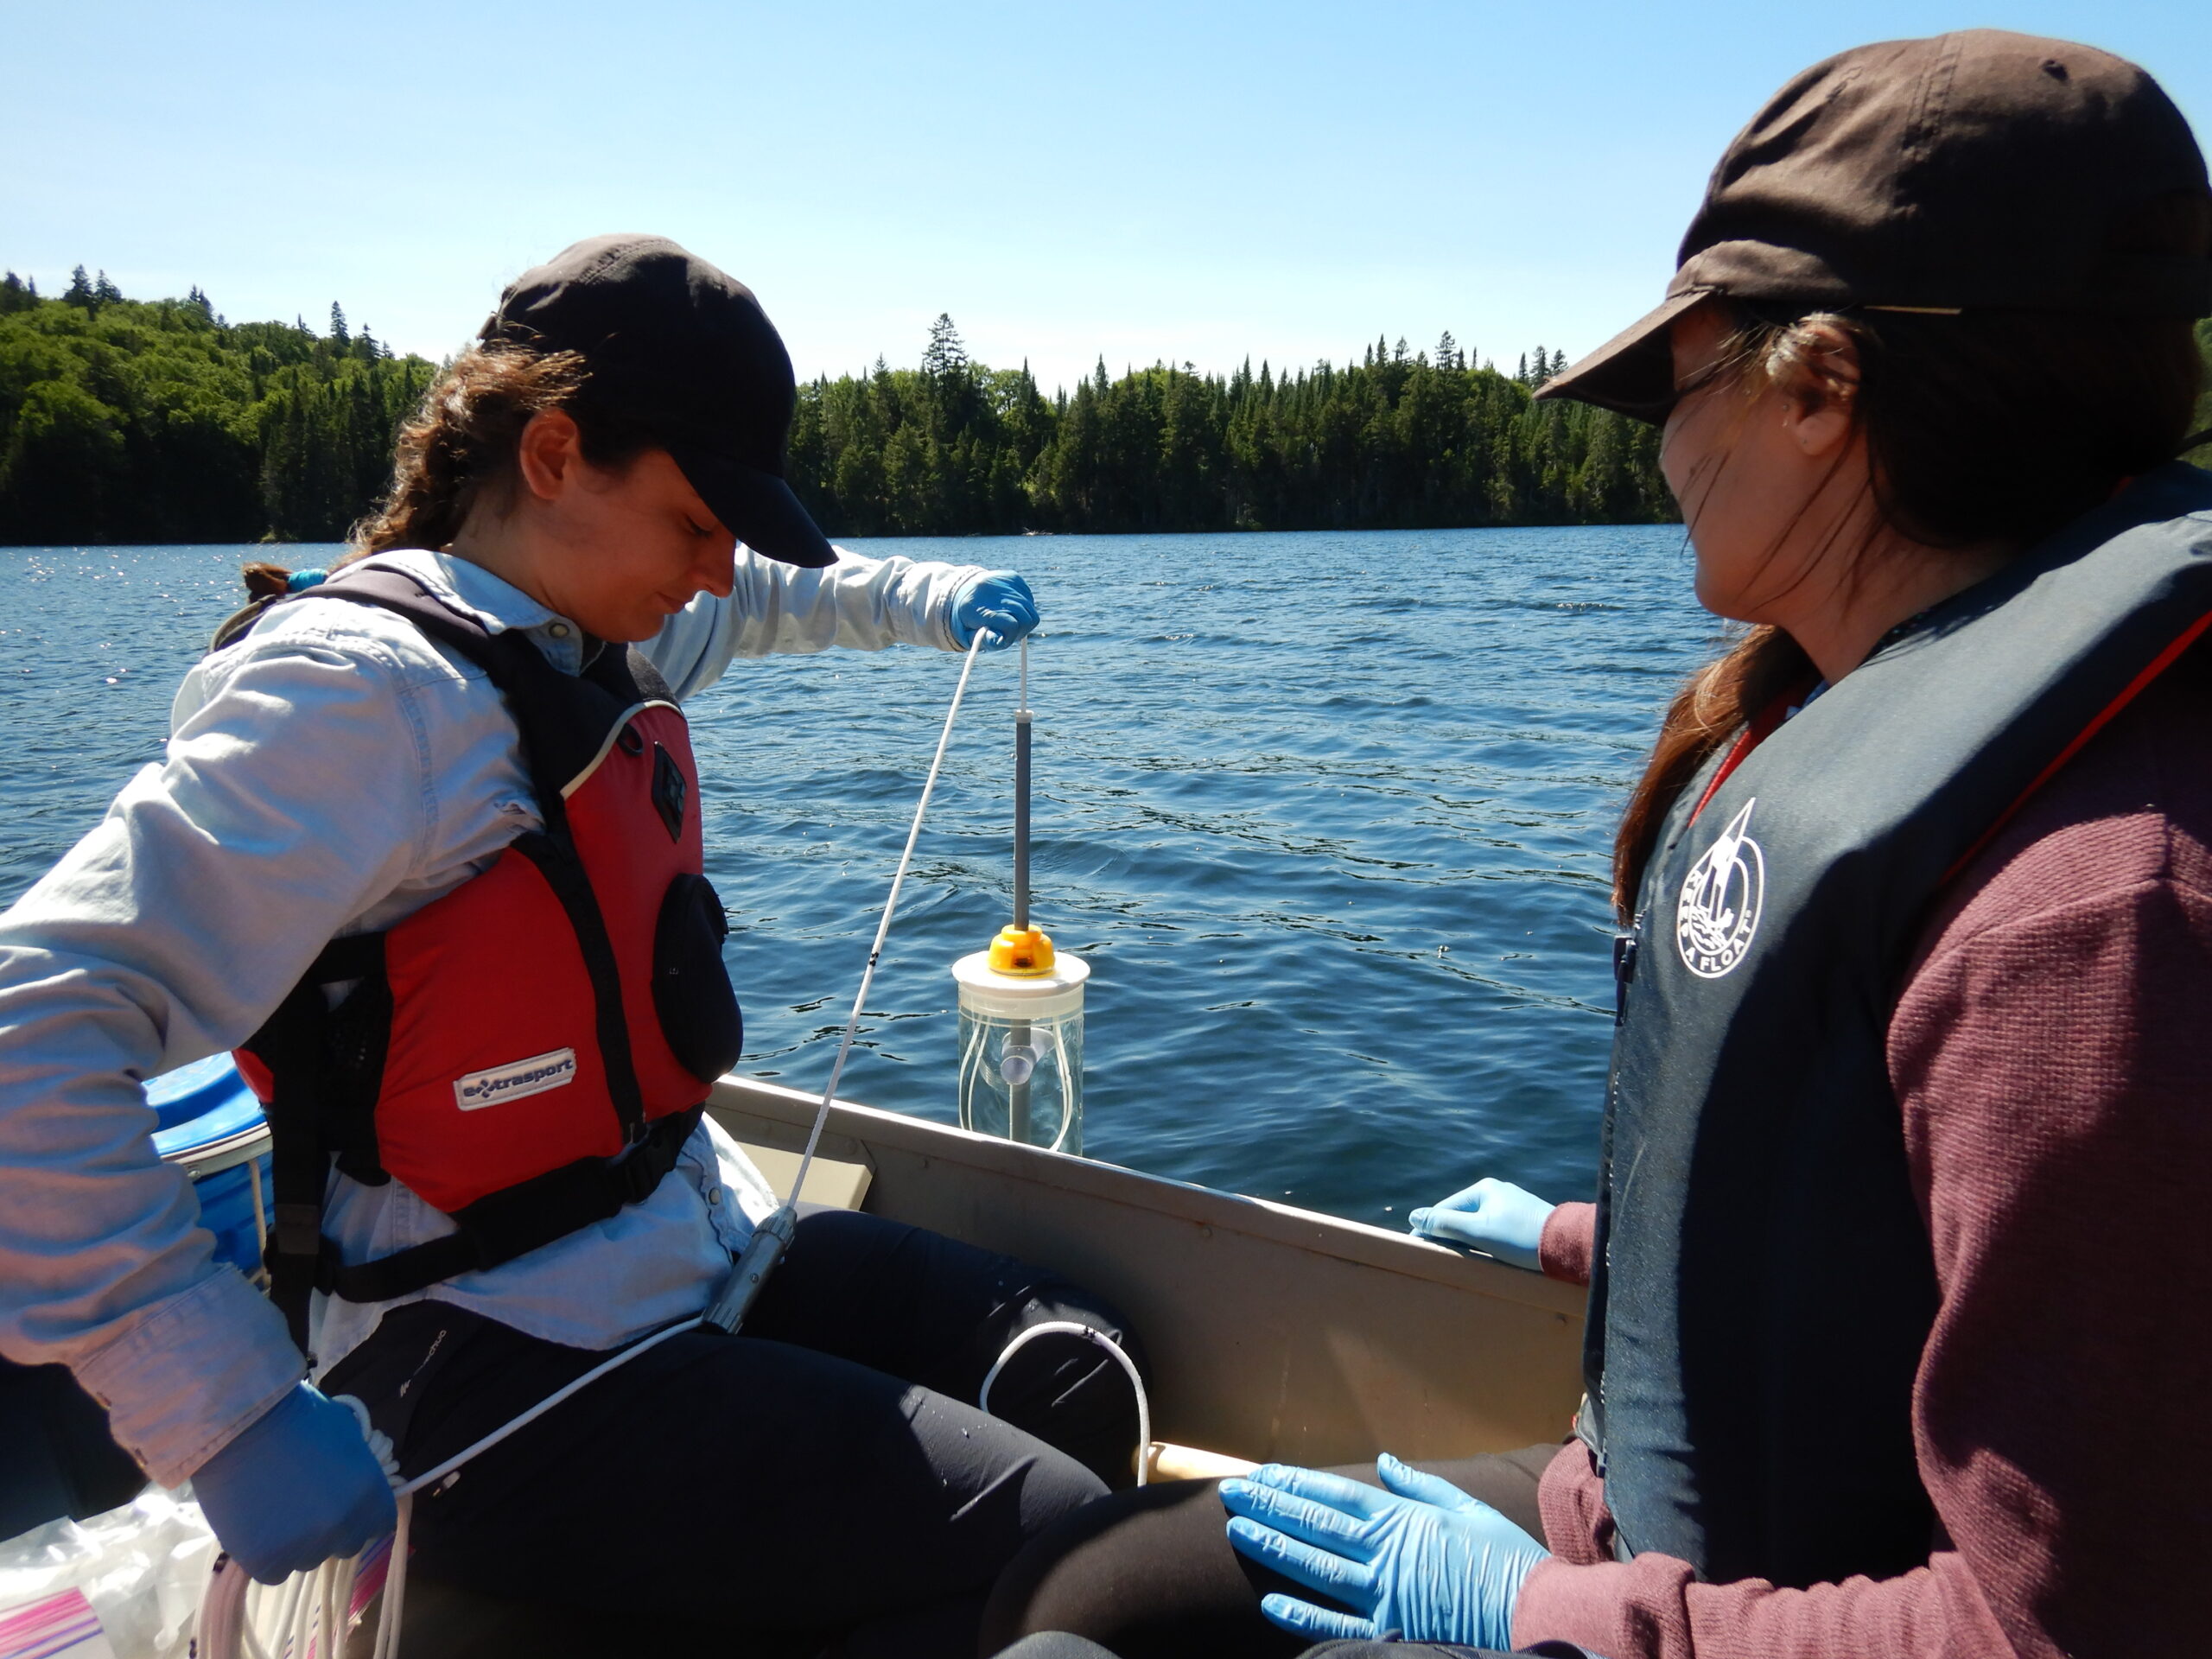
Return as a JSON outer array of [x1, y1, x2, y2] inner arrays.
[[956, 642, 1087, 1153]]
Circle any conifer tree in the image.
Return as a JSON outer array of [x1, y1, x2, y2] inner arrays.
[[922, 313, 966, 378], [329, 303, 349, 346], [65, 266, 95, 308]]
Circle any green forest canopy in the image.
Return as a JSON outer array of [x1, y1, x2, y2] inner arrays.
[[0, 269, 435, 544], [787, 315, 1674, 534], [0, 274, 1676, 545], [8, 270, 2209, 547]]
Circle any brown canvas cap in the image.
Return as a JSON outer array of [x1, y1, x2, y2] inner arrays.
[[1541, 30, 2212, 423]]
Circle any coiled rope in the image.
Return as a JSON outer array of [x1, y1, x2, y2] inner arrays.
[[979, 1321, 1150, 1490]]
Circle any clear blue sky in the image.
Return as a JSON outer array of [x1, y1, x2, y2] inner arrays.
[[9, 1, 2209, 394]]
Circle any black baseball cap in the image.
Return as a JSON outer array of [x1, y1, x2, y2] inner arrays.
[[481, 235, 836, 568], [1541, 31, 2212, 423]]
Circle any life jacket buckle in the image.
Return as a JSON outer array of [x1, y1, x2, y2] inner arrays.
[[651, 744, 687, 841]]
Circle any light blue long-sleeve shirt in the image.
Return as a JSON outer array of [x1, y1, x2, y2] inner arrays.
[[0, 543, 986, 1486]]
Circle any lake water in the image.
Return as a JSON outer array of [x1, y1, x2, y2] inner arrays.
[[0, 529, 1718, 1226]]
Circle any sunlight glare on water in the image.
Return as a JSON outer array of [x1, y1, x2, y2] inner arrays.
[[0, 529, 1717, 1224]]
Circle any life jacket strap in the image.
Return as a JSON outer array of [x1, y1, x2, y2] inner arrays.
[[247, 969, 348, 1354], [232, 564, 705, 1321], [303, 1106, 705, 1306]]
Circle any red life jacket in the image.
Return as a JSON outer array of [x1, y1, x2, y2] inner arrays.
[[224, 566, 743, 1344]]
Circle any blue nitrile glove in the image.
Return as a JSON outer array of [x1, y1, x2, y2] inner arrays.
[[950, 571, 1039, 651], [191, 1383, 397, 1585], [1221, 1454, 1549, 1647], [1408, 1177, 1555, 1272]]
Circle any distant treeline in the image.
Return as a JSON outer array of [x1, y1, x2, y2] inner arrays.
[[0, 269, 434, 544], [789, 317, 1675, 535], [1, 273, 1681, 546], [14, 272, 2204, 548]]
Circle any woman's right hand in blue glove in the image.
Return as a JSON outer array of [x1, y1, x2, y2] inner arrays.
[[190, 1383, 397, 1584], [950, 572, 1040, 651], [1222, 1454, 1549, 1647], [1408, 1178, 1555, 1271]]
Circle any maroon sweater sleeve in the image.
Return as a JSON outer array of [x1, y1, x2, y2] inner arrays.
[[1539, 1200, 1596, 1285], [1515, 652, 2212, 1659]]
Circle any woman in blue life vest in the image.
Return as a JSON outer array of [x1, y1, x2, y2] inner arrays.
[[981, 33, 2212, 1659], [0, 236, 1145, 1656]]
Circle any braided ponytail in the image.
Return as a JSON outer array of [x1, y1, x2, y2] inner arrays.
[[1612, 626, 1813, 920], [348, 343, 652, 558]]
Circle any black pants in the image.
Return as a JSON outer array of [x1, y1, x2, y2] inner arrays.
[[980, 1444, 1580, 1659], [324, 1209, 1144, 1658]]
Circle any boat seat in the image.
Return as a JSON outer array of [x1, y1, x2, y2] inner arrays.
[[733, 1141, 874, 1212]]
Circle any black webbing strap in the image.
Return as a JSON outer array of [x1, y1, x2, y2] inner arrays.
[[239, 565, 670, 1317], [207, 594, 281, 655], [310, 572, 651, 1141], [315, 1106, 704, 1304], [506, 830, 649, 1143], [248, 980, 336, 1351], [303, 569, 614, 828], [249, 932, 392, 1351], [308, 932, 385, 982]]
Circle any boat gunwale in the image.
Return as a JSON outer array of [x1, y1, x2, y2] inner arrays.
[[709, 1073, 1587, 1320]]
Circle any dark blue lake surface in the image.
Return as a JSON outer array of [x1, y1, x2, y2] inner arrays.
[[0, 530, 1717, 1224]]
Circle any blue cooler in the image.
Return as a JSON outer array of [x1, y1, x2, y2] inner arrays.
[[146, 1053, 272, 1280], [0, 1057, 274, 1539]]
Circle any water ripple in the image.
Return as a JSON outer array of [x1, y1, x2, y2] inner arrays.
[[1, 527, 1714, 1224]]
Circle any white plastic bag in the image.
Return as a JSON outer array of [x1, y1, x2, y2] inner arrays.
[[0, 1489, 217, 1659]]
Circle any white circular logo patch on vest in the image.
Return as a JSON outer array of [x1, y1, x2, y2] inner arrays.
[[1675, 798, 1764, 979]]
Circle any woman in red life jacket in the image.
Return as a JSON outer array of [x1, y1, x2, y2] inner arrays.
[[980, 33, 2212, 1659], [0, 236, 1142, 1656]]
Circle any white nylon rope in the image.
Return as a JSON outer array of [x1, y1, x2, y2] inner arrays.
[[979, 1321, 1149, 1487], [787, 629, 989, 1204]]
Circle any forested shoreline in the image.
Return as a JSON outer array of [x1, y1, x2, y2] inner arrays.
[[11, 270, 2203, 547], [0, 270, 435, 543], [0, 274, 1681, 546], [785, 317, 1675, 533]]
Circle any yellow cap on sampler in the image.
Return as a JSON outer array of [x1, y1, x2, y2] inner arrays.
[[988, 925, 1057, 975]]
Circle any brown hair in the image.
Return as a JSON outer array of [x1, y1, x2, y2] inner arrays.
[[1613, 199, 2211, 920], [240, 561, 295, 601], [347, 342, 658, 558]]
